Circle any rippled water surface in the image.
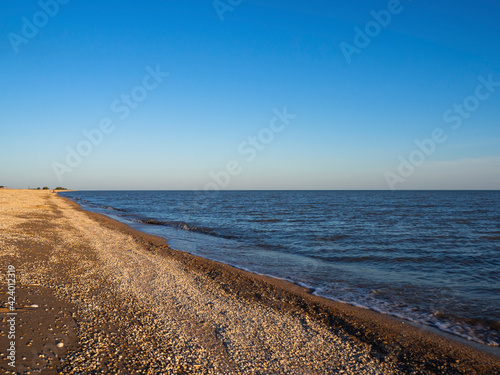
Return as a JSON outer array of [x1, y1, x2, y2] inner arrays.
[[62, 190, 500, 346]]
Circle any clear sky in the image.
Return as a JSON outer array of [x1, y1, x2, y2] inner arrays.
[[1, 0, 499, 190]]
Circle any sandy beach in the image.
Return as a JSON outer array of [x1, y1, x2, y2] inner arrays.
[[0, 189, 499, 374]]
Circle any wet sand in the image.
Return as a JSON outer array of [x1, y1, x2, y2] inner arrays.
[[0, 189, 499, 374]]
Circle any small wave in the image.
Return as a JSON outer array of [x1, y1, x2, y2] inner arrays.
[[73, 197, 89, 203], [141, 219, 164, 225], [431, 311, 500, 346], [287, 219, 307, 223], [103, 206, 126, 212], [311, 254, 447, 264], [433, 311, 500, 332], [316, 235, 349, 241], [250, 219, 283, 223], [137, 218, 219, 237]]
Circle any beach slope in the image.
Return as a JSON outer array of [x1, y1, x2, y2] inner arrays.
[[0, 190, 499, 374]]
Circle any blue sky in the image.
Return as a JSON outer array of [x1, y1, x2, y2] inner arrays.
[[1, 0, 499, 190]]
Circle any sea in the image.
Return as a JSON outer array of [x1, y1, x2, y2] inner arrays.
[[60, 190, 500, 348]]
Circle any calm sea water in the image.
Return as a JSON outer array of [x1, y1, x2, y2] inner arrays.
[[61, 190, 500, 347]]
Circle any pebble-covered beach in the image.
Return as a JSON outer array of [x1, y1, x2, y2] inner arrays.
[[1, 190, 499, 374]]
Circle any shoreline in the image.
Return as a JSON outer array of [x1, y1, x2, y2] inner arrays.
[[1, 189, 499, 374], [61, 191, 500, 356], [58, 193, 500, 368]]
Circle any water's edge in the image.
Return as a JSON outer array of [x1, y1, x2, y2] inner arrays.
[[59, 191, 500, 351]]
